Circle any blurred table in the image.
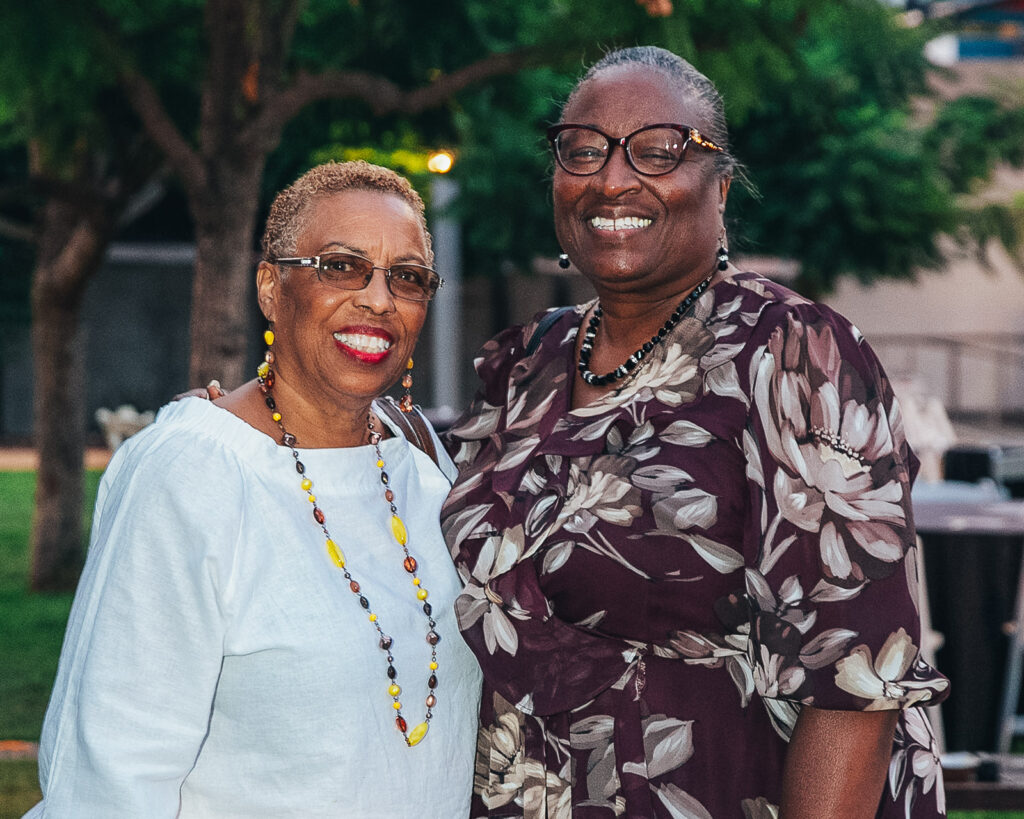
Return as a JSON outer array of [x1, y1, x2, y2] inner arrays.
[[914, 481, 1024, 752]]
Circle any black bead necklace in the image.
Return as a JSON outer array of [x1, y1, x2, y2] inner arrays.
[[578, 273, 714, 387]]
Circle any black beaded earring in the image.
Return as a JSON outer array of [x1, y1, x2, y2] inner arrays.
[[716, 238, 729, 271], [558, 253, 571, 269]]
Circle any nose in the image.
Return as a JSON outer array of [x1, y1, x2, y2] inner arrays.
[[354, 267, 396, 313], [598, 142, 641, 197]]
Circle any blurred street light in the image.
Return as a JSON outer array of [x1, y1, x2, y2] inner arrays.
[[427, 150, 462, 419]]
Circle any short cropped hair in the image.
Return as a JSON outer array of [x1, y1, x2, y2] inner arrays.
[[563, 46, 739, 179], [261, 161, 433, 264]]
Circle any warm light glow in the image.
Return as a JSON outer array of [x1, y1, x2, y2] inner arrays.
[[427, 150, 454, 174]]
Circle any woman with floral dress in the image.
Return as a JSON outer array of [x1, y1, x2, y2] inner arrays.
[[441, 47, 949, 818]]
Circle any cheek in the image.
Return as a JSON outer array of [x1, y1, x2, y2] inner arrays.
[[552, 178, 583, 241], [398, 304, 429, 345]]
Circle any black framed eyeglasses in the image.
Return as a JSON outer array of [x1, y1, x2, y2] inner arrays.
[[272, 252, 443, 302], [546, 123, 723, 177]]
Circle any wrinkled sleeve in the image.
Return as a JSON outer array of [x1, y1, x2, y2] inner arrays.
[[743, 303, 949, 713], [31, 432, 244, 817]]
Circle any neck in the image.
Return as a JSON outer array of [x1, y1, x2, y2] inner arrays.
[[272, 376, 374, 449], [594, 268, 717, 348]]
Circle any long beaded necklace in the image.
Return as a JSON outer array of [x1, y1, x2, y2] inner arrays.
[[256, 330, 439, 747], [578, 273, 714, 387]]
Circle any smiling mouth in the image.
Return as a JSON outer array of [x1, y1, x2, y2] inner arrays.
[[333, 331, 392, 359], [590, 216, 652, 231]]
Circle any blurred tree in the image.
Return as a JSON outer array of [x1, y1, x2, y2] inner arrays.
[[0, 3, 165, 590]]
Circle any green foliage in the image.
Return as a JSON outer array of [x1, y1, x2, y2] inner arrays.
[[925, 96, 1024, 194], [3, 0, 1023, 294]]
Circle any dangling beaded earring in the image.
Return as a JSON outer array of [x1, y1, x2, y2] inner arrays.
[[716, 234, 729, 271], [257, 326, 276, 386], [399, 357, 415, 413], [558, 253, 571, 270]]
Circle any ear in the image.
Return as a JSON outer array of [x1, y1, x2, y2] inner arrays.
[[256, 261, 280, 323], [719, 176, 732, 213]]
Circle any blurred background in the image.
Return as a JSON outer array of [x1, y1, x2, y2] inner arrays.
[[1, 0, 1023, 814]]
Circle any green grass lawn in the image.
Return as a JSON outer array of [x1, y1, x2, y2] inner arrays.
[[0, 469, 100, 812], [1, 468, 1024, 816]]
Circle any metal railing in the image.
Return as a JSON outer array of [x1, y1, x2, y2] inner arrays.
[[870, 333, 1024, 424]]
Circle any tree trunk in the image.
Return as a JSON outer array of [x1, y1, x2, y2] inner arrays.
[[186, 169, 264, 389], [29, 201, 111, 592]]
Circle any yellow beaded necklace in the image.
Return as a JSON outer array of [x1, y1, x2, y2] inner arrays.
[[257, 329, 438, 747]]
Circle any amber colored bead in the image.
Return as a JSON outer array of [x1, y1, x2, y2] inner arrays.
[[406, 357, 414, 370], [399, 395, 413, 412], [403, 556, 417, 573], [396, 716, 407, 733], [350, 580, 360, 593], [428, 674, 438, 688], [426, 694, 436, 708], [401, 374, 413, 389], [385, 490, 394, 502], [313, 507, 325, 525], [264, 370, 275, 388]]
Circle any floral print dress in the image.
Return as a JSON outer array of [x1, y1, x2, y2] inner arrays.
[[441, 271, 949, 819]]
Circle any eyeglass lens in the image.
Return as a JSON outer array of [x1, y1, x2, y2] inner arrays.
[[554, 127, 688, 176], [317, 253, 439, 301]]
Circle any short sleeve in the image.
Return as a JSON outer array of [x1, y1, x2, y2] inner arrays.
[[33, 427, 245, 817], [742, 305, 949, 714]]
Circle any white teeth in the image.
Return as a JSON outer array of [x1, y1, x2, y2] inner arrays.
[[333, 332, 392, 353], [590, 216, 652, 231]]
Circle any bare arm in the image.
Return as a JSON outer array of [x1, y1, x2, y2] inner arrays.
[[780, 704, 898, 819]]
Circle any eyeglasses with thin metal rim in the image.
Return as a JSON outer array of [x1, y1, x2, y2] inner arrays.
[[546, 123, 723, 177], [271, 252, 444, 303]]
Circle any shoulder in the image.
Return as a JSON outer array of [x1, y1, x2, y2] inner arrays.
[[473, 304, 586, 385], [715, 270, 868, 353], [98, 398, 255, 518]]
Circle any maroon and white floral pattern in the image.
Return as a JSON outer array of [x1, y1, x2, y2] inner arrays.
[[442, 271, 949, 818]]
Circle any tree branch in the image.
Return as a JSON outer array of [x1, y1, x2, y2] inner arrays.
[[249, 46, 546, 146], [120, 69, 207, 199], [0, 214, 34, 243]]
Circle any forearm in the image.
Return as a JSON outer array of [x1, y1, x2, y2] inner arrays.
[[780, 704, 898, 819]]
